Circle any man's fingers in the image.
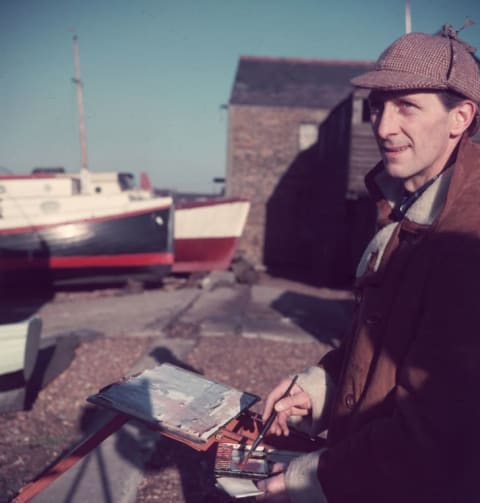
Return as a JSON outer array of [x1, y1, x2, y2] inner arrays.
[[267, 393, 312, 436], [262, 381, 302, 421], [274, 392, 312, 414], [262, 385, 312, 438], [267, 405, 308, 436], [262, 393, 279, 422], [267, 418, 284, 436], [276, 411, 292, 436]]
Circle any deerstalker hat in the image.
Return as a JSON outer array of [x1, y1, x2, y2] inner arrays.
[[351, 25, 480, 103]]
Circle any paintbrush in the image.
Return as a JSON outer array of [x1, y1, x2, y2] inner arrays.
[[241, 374, 299, 466]]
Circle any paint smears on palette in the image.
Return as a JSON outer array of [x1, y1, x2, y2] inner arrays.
[[215, 443, 269, 480]]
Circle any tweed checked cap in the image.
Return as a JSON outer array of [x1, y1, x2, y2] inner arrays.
[[351, 27, 480, 103]]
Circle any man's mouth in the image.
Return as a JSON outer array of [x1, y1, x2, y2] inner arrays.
[[382, 144, 410, 154]]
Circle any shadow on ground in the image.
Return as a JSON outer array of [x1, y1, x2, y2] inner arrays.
[[271, 290, 354, 346]]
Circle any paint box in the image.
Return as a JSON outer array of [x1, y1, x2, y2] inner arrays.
[[214, 443, 270, 480]]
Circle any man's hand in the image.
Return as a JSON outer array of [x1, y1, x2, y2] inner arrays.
[[256, 465, 290, 502], [262, 377, 312, 436]]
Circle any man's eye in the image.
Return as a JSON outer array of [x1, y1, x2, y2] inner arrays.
[[399, 101, 416, 109]]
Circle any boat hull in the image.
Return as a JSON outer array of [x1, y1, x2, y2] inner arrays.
[[173, 236, 239, 272], [0, 205, 173, 286], [173, 198, 249, 273]]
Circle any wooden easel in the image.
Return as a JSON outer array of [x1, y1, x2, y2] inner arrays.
[[12, 414, 129, 502]]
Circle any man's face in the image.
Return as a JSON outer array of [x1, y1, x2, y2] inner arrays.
[[368, 90, 459, 191]]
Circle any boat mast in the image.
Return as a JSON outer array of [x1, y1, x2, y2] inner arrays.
[[72, 34, 90, 193]]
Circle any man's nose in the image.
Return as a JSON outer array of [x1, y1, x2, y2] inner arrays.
[[373, 103, 399, 139]]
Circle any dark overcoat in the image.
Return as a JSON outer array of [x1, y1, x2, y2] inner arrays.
[[317, 137, 480, 503]]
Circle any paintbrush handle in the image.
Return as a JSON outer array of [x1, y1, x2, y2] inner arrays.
[[249, 412, 275, 452], [250, 374, 299, 452]]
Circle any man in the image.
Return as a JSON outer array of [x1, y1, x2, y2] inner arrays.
[[257, 25, 480, 503]]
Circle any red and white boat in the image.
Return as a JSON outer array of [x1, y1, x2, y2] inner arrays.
[[172, 197, 250, 273], [0, 170, 174, 287]]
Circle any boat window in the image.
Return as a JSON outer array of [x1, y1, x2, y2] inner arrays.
[[118, 173, 135, 191]]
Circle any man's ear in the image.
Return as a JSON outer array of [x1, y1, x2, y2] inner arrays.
[[450, 100, 477, 137]]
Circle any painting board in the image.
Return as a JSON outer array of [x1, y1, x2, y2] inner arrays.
[[88, 363, 259, 446]]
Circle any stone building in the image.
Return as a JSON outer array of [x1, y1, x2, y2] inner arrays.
[[225, 56, 379, 286]]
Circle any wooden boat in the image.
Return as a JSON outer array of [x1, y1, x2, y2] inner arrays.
[[172, 197, 250, 273], [0, 170, 174, 287]]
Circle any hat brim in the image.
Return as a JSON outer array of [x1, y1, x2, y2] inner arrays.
[[351, 69, 448, 92]]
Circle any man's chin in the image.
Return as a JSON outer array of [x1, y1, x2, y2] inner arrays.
[[383, 162, 409, 180]]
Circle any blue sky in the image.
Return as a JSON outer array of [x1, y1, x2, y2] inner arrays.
[[1, 0, 479, 192]]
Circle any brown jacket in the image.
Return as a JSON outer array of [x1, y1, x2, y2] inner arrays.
[[317, 137, 480, 503]]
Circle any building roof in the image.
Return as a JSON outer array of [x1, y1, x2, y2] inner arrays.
[[229, 55, 374, 109]]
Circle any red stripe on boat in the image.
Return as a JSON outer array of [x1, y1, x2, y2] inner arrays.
[[0, 252, 174, 271]]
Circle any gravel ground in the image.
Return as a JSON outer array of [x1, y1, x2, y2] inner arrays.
[[0, 275, 343, 503], [0, 336, 153, 503]]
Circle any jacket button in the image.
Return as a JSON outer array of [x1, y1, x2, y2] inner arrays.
[[345, 394, 355, 409]]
